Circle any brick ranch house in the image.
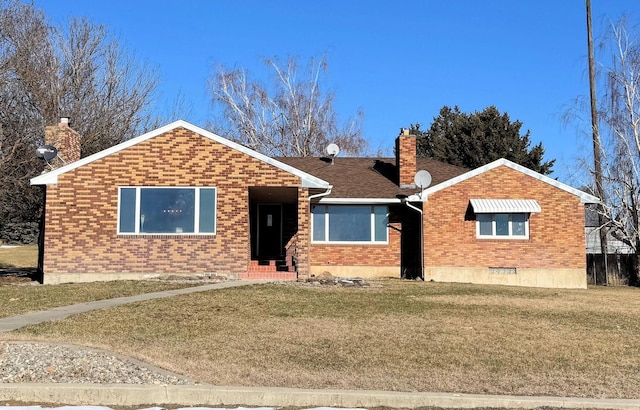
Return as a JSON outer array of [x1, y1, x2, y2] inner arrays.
[[31, 119, 599, 288]]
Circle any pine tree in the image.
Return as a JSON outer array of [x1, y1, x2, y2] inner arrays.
[[413, 105, 554, 175]]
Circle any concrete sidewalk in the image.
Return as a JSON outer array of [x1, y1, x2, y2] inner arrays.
[[2, 384, 640, 409], [0, 280, 263, 333]]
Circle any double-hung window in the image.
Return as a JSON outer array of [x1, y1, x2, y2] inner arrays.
[[312, 205, 388, 243], [470, 199, 540, 240], [118, 187, 216, 234], [476, 213, 529, 239]]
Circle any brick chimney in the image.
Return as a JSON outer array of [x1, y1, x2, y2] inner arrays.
[[44, 117, 81, 165], [396, 128, 417, 188]]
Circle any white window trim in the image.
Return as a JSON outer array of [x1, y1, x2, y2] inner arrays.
[[311, 205, 389, 244], [476, 213, 530, 240], [117, 186, 217, 235]]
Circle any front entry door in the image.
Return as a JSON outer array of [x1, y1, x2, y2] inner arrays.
[[257, 204, 282, 259]]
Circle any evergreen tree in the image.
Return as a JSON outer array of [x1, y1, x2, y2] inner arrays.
[[413, 105, 555, 175]]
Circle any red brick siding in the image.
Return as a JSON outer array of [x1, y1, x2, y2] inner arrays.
[[43, 127, 303, 276], [296, 188, 310, 277], [423, 166, 586, 269], [396, 135, 417, 187], [45, 122, 81, 163], [309, 222, 401, 267]]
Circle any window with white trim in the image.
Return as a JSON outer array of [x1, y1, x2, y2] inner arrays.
[[312, 205, 388, 243], [476, 213, 529, 239], [118, 187, 216, 234]]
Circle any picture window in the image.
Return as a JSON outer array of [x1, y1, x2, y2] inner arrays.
[[312, 205, 388, 243], [118, 187, 216, 235]]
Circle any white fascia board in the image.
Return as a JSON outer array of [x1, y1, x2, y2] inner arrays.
[[316, 197, 402, 204], [301, 177, 331, 188], [406, 193, 426, 202], [416, 158, 600, 204], [30, 120, 331, 188]]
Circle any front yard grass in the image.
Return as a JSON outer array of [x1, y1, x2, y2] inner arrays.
[[0, 245, 199, 317], [0, 244, 37, 268], [3, 279, 640, 399], [0, 281, 200, 318]]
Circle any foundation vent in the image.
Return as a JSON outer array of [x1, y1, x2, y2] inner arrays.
[[489, 267, 517, 275]]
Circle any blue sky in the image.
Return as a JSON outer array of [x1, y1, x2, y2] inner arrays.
[[36, 0, 639, 184]]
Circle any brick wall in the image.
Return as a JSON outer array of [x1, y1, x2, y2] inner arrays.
[[45, 118, 81, 164], [309, 222, 401, 268], [296, 188, 310, 278], [42, 127, 303, 278], [423, 165, 586, 270], [396, 133, 416, 188]]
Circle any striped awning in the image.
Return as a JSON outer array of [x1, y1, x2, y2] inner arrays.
[[470, 199, 541, 213]]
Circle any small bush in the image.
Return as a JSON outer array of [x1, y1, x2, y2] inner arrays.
[[0, 222, 39, 244]]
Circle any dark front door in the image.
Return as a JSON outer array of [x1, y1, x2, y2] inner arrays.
[[401, 205, 423, 279], [257, 204, 283, 259]]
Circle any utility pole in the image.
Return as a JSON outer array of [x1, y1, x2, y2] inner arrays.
[[586, 0, 608, 284]]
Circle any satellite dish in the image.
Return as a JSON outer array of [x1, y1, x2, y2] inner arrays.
[[414, 170, 432, 189], [326, 143, 340, 164], [326, 143, 340, 157], [36, 145, 58, 162]]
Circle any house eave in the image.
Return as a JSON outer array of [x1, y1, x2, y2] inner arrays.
[[316, 197, 402, 204], [31, 171, 59, 185], [302, 178, 331, 188], [414, 158, 600, 204], [406, 193, 426, 202]]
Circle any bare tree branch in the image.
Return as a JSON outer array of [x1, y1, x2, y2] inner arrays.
[[208, 55, 366, 157], [592, 16, 640, 284], [0, 1, 161, 242]]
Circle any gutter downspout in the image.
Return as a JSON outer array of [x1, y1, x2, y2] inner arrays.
[[404, 199, 424, 280], [308, 186, 333, 201]]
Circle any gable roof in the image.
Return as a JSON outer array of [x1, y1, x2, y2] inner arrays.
[[407, 158, 600, 204], [277, 156, 468, 200], [30, 120, 331, 189]]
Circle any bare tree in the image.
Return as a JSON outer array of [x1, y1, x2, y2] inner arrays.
[[53, 17, 160, 156], [593, 16, 640, 284], [0, 1, 160, 242], [0, 0, 52, 241], [209, 55, 366, 157]]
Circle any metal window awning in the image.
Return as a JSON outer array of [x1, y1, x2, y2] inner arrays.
[[470, 199, 541, 213]]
